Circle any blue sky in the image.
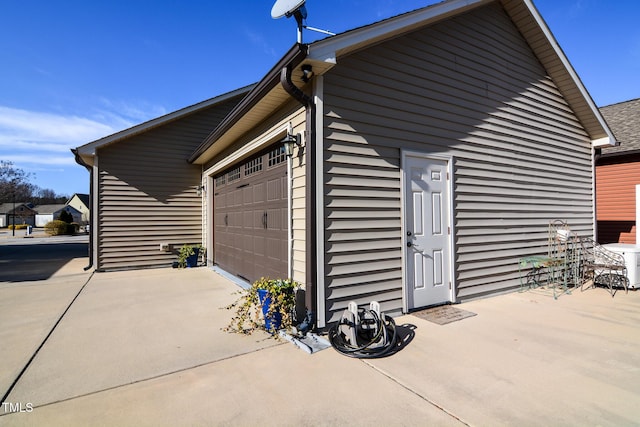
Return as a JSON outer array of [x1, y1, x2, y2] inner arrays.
[[1, 0, 638, 197]]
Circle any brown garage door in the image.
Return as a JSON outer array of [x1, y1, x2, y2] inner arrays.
[[213, 146, 288, 284]]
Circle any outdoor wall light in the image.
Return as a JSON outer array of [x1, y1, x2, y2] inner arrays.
[[301, 64, 313, 83], [195, 184, 205, 196], [282, 132, 301, 157]]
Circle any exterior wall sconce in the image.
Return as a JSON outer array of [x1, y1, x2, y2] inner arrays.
[[195, 184, 205, 196], [282, 132, 302, 157], [301, 64, 313, 83]]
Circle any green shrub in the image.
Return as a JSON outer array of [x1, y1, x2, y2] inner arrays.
[[45, 220, 71, 235]]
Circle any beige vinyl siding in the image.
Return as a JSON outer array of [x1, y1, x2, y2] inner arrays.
[[97, 99, 240, 270], [291, 119, 307, 284], [321, 3, 593, 322]]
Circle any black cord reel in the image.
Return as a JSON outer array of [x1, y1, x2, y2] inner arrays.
[[328, 301, 398, 359]]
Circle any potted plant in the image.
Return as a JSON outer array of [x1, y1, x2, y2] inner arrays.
[[223, 277, 297, 335], [177, 244, 204, 268]]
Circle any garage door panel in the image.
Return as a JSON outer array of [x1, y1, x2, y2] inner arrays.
[[267, 178, 281, 201], [234, 189, 242, 206], [243, 186, 252, 204], [266, 208, 282, 230], [254, 183, 265, 203], [213, 147, 288, 284]]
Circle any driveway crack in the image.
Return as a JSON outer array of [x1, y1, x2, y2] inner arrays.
[[0, 271, 95, 406]]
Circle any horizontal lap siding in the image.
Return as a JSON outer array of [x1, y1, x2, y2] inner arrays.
[[97, 99, 241, 270], [322, 2, 593, 321], [596, 160, 640, 243]]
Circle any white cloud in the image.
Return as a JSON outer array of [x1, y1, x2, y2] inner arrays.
[[243, 27, 278, 57], [0, 106, 115, 145], [1, 154, 76, 166], [96, 98, 168, 123], [0, 101, 166, 175]]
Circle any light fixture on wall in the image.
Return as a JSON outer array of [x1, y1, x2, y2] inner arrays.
[[301, 64, 313, 83], [195, 184, 206, 196], [282, 132, 301, 157]]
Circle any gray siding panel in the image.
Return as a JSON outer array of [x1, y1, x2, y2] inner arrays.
[[322, 3, 593, 322], [97, 97, 241, 270]]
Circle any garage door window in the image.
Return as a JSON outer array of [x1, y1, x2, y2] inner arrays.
[[268, 146, 286, 167], [245, 157, 263, 176]]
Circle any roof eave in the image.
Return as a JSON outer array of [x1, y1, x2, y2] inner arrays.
[[308, 0, 492, 64], [308, 0, 617, 147], [188, 44, 309, 164], [73, 84, 255, 160], [501, 0, 617, 146]]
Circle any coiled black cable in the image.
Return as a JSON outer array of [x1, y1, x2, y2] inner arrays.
[[328, 309, 398, 359]]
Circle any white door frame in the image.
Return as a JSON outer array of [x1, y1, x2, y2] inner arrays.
[[401, 150, 456, 312]]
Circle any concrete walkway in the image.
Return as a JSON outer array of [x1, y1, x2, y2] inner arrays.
[[1, 261, 640, 426]]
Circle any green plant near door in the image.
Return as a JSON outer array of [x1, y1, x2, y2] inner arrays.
[[223, 277, 297, 335], [177, 244, 204, 268]]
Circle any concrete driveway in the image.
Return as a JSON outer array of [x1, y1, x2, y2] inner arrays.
[[1, 246, 640, 425]]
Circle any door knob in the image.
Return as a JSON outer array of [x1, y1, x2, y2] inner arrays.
[[407, 242, 413, 247]]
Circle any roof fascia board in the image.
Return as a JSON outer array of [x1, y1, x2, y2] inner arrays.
[[599, 149, 640, 160], [592, 136, 617, 148], [75, 84, 254, 156], [203, 122, 290, 177], [517, 0, 616, 146], [189, 44, 308, 164], [308, 0, 492, 63]]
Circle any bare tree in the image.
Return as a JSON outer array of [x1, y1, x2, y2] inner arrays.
[[0, 161, 35, 203], [33, 187, 67, 205]]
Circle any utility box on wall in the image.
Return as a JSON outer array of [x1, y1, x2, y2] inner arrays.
[[603, 243, 640, 289]]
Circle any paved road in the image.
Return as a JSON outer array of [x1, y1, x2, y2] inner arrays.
[[0, 234, 89, 282]]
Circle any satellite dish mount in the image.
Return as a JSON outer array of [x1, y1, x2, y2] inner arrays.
[[272, 0, 333, 44], [289, 5, 307, 44]]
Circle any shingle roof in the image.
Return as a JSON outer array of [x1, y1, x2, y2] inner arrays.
[[600, 98, 640, 155], [33, 204, 66, 214]]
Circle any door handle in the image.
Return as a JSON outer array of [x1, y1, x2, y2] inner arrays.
[[407, 242, 412, 247]]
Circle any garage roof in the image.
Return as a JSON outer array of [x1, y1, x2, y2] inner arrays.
[[189, 0, 617, 166], [73, 85, 254, 168]]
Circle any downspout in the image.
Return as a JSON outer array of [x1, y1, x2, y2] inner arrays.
[[71, 148, 93, 271], [280, 65, 311, 107], [280, 62, 317, 330], [593, 147, 601, 242]]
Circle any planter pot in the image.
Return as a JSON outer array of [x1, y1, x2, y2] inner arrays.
[[257, 289, 282, 331], [186, 248, 200, 268]]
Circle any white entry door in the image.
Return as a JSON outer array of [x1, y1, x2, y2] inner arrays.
[[404, 153, 452, 310]]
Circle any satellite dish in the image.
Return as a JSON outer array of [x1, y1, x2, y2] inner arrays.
[[271, 0, 307, 43], [271, 0, 334, 44], [271, 0, 306, 19]]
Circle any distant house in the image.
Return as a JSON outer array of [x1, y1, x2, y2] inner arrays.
[[76, 0, 615, 327], [0, 203, 36, 227], [66, 193, 90, 224], [34, 204, 83, 227], [596, 98, 640, 244]]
